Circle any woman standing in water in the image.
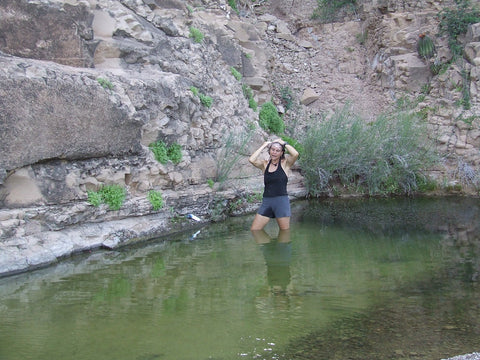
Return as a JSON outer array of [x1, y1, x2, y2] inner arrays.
[[249, 139, 299, 231]]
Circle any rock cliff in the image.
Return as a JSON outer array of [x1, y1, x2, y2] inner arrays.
[[0, 0, 479, 275]]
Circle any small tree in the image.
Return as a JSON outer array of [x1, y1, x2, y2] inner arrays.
[[259, 101, 285, 134]]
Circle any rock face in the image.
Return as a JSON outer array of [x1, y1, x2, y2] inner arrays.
[[0, 0, 479, 275]]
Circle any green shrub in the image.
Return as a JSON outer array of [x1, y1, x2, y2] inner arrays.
[[148, 190, 164, 211], [88, 185, 126, 210], [87, 190, 102, 207], [189, 27, 204, 43], [299, 105, 438, 196], [149, 140, 169, 164], [231, 67, 242, 81], [199, 93, 213, 108], [149, 140, 183, 164], [248, 97, 258, 112], [97, 77, 113, 90], [259, 101, 284, 134], [167, 143, 183, 164], [190, 86, 213, 108], [190, 86, 199, 96]]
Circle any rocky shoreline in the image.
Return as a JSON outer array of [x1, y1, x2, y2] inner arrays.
[[445, 353, 480, 360]]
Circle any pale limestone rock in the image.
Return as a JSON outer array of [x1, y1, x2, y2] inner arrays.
[[464, 42, 480, 66], [466, 23, 480, 42], [301, 88, 320, 105], [2, 168, 44, 206]]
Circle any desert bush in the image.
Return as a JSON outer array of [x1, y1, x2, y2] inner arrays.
[[300, 105, 438, 196], [259, 101, 284, 134], [216, 130, 252, 186]]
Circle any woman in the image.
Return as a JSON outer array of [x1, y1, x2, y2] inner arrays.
[[248, 139, 299, 231]]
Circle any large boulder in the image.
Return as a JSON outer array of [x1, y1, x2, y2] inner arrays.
[[0, 56, 142, 183]]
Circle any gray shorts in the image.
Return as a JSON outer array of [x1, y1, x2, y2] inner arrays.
[[257, 195, 291, 218]]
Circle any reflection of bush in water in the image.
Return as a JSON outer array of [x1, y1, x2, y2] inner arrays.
[[301, 197, 480, 236], [299, 197, 480, 283]]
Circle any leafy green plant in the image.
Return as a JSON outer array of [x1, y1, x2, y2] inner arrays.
[[299, 104, 438, 196], [231, 66, 242, 81], [167, 143, 183, 164], [242, 84, 257, 111], [190, 86, 213, 108], [199, 93, 213, 108], [149, 140, 183, 164], [259, 101, 285, 134], [149, 140, 168, 164], [190, 86, 199, 96], [97, 77, 113, 90], [207, 179, 215, 188], [189, 27, 204, 43], [87, 190, 102, 207], [438, 0, 480, 59], [88, 185, 126, 210], [148, 190, 164, 211]]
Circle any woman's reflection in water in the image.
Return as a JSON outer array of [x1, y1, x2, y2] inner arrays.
[[252, 229, 292, 295]]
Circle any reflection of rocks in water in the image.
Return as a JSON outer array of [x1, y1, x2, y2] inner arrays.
[[303, 197, 480, 283], [443, 223, 480, 283], [302, 197, 480, 237], [280, 274, 480, 360]]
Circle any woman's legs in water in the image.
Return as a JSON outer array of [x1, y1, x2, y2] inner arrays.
[[276, 217, 290, 230], [251, 214, 290, 231], [251, 213, 270, 231]]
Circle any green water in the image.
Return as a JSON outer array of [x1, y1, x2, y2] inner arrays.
[[0, 197, 479, 360]]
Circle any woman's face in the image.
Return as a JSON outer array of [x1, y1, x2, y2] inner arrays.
[[269, 143, 283, 160]]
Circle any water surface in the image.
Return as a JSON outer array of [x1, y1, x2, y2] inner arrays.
[[0, 197, 479, 360]]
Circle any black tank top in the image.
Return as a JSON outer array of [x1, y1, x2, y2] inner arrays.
[[263, 160, 288, 197]]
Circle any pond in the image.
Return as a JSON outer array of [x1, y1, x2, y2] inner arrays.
[[0, 197, 479, 360]]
